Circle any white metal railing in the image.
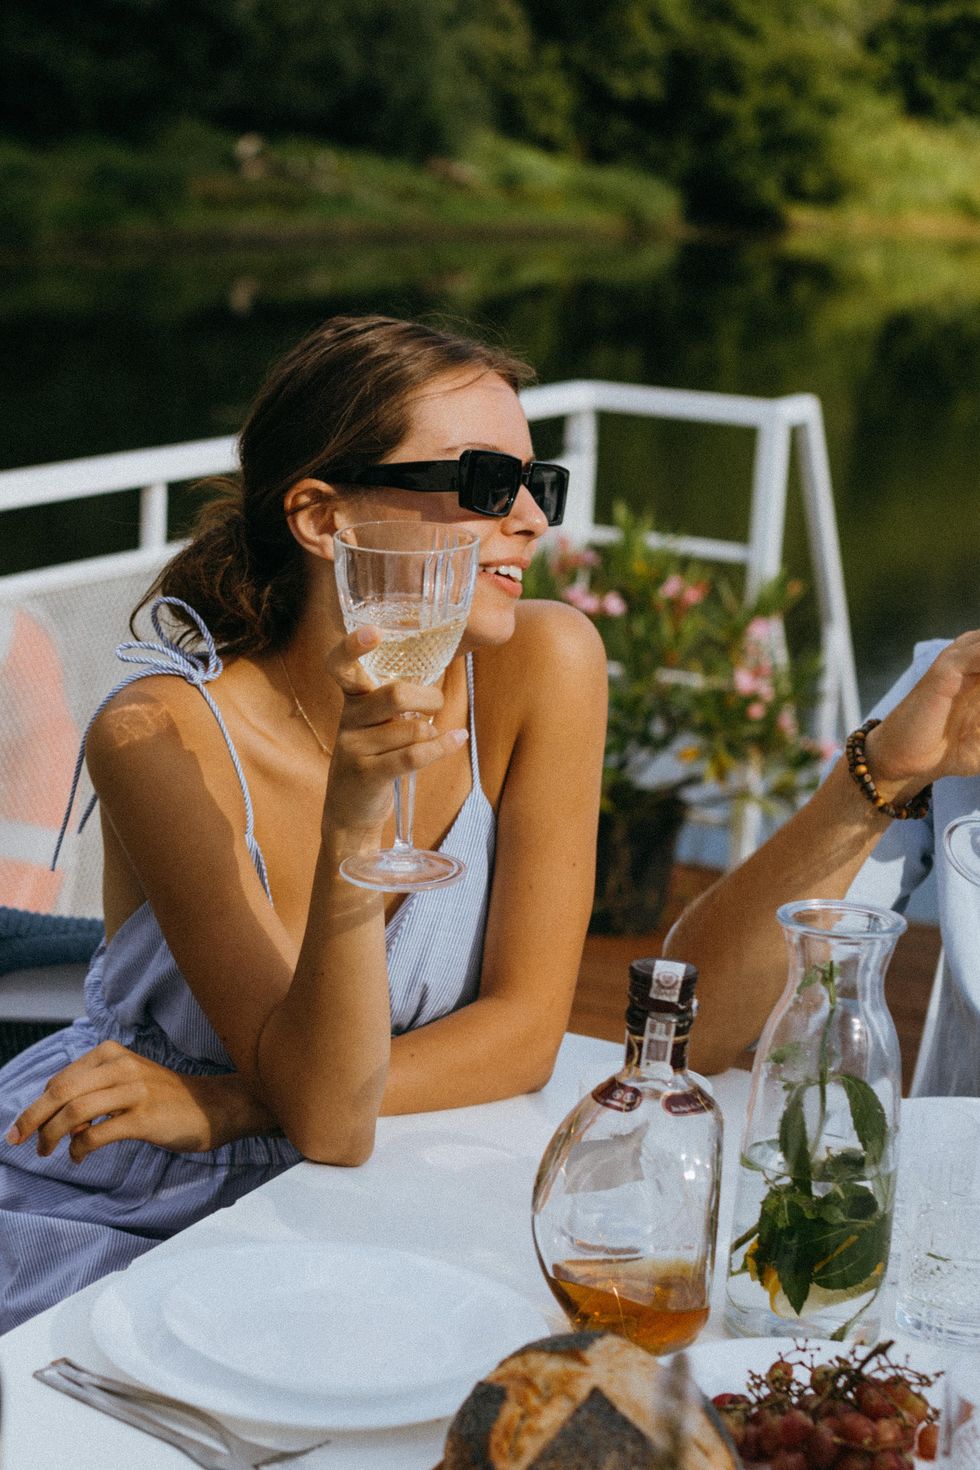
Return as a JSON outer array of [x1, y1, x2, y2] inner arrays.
[[0, 380, 860, 863]]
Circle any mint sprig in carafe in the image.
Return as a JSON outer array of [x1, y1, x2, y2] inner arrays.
[[725, 899, 906, 1343]]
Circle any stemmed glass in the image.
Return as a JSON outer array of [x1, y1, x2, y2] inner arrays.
[[944, 816, 980, 885], [333, 521, 479, 891]]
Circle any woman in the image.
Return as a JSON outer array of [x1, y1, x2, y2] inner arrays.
[[664, 630, 980, 1092], [0, 314, 608, 1329]]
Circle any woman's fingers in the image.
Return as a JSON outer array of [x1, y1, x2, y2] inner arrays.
[[68, 1114, 141, 1163], [34, 1085, 132, 1156], [346, 726, 468, 782], [325, 626, 384, 696], [7, 1040, 137, 1147], [340, 678, 443, 729]]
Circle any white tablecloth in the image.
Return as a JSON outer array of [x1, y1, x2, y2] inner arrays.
[[0, 1034, 969, 1468]]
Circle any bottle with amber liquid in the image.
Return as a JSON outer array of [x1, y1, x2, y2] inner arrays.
[[531, 958, 722, 1355]]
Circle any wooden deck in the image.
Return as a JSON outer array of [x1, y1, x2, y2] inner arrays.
[[568, 866, 941, 1096]]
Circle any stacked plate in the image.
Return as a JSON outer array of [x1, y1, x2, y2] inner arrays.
[[89, 1240, 552, 1432]]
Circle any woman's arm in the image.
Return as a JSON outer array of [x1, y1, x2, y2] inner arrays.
[[81, 627, 466, 1165], [10, 606, 607, 1160], [666, 630, 980, 1073], [378, 601, 608, 1113]]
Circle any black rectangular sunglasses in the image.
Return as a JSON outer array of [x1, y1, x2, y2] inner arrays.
[[341, 448, 568, 526]]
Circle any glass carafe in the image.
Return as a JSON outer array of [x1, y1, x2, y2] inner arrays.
[[725, 899, 906, 1344]]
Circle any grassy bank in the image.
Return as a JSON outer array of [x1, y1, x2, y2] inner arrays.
[[0, 127, 680, 253], [5, 110, 980, 257]]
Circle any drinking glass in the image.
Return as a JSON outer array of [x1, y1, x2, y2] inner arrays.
[[944, 816, 980, 885], [333, 521, 479, 891], [942, 1349, 980, 1468], [894, 1101, 980, 1348]]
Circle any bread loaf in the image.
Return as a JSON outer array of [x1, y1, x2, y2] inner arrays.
[[436, 1330, 741, 1469]]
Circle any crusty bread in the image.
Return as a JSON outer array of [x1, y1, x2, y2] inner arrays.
[[435, 1330, 741, 1469]]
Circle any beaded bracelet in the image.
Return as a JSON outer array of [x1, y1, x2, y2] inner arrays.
[[844, 718, 932, 820]]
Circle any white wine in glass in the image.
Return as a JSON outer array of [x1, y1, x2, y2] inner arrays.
[[333, 521, 479, 891]]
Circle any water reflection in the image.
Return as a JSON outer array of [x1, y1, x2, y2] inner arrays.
[[1, 234, 978, 697]]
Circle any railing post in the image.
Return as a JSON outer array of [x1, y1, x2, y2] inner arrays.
[[745, 411, 792, 600], [139, 481, 168, 549], [794, 399, 861, 741], [559, 407, 598, 544]]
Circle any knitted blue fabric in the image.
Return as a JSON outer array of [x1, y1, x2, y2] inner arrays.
[[0, 908, 104, 976]]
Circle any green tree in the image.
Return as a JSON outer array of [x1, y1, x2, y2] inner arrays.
[[867, 1, 980, 122], [520, 0, 877, 226]]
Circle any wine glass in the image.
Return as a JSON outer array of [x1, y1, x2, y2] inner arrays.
[[333, 521, 479, 891], [944, 816, 980, 885]]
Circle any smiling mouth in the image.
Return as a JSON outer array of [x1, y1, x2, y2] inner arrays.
[[479, 564, 524, 597]]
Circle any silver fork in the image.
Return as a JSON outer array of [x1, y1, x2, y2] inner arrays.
[[35, 1358, 332, 1469]]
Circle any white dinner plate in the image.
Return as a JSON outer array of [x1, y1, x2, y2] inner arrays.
[[89, 1240, 552, 1432], [684, 1335, 944, 1464]]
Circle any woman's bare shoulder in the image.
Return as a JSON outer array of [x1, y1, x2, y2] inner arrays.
[[85, 674, 232, 790], [502, 598, 607, 681]]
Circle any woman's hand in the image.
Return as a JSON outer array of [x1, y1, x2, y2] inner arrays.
[[322, 626, 468, 835], [869, 630, 980, 793], [5, 1040, 277, 1162]]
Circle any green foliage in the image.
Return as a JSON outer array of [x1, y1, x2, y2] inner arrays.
[[868, 1, 980, 123], [524, 503, 825, 809], [3, 0, 980, 235], [520, 0, 876, 226]]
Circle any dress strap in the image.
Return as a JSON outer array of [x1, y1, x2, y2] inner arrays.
[[52, 597, 272, 900], [464, 653, 480, 786]]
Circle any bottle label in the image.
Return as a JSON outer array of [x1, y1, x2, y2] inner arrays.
[[648, 959, 687, 1002], [592, 1078, 642, 1113], [662, 1089, 712, 1116], [641, 1015, 677, 1068]]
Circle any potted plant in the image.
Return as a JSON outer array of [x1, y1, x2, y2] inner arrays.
[[525, 505, 828, 934]]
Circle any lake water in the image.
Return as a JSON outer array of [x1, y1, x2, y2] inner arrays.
[[2, 231, 979, 707]]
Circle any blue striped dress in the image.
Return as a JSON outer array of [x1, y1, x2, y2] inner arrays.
[[0, 601, 496, 1332]]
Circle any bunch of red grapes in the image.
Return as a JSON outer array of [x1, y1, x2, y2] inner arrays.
[[711, 1341, 939, 1470]]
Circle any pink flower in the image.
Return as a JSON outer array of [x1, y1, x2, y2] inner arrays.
[[562, 585, 601, 615], [551, 537, 600, 576], [777, 707, 798, 738], [658, 574, 685, 600], [680, 581, 708, 608], [747, 701, 767, 721], [733, 667, 761, 696], [746, 616, 775, 645], [600, 590, 627, 617]]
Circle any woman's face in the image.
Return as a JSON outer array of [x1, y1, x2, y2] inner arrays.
[[332, 368, 550, 649]]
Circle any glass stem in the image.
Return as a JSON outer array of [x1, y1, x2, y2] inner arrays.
[[392, 773, 416, 852]]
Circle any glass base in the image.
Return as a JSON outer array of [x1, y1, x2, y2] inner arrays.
[[724, 1296, 880, 1345], [895, 1299, 980, 1349], [339, 847, 465, 893]]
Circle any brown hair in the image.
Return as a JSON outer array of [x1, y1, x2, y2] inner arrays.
[[137, 314, 535, 655]]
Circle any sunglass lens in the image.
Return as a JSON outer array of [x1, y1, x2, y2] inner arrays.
[[470, 453, 520, 515], [529, 465, 567, 525]]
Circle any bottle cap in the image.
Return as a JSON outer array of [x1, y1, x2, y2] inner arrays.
[[626, 958, 698, 1033]]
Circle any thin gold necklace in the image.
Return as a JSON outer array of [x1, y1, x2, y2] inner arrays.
[[277, 652, 333, 757]]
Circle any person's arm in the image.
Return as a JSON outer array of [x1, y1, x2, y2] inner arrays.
[[665, 630, 980, 1074], [11, 606, 607, 1159], [72, 626, 463, 1166], [378, 601, 608, 1113]]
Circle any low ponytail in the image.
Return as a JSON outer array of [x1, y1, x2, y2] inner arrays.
[[134, 474, 306, 655]]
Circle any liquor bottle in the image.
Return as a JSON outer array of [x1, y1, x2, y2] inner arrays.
[[531, 957, 723, 1355]]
